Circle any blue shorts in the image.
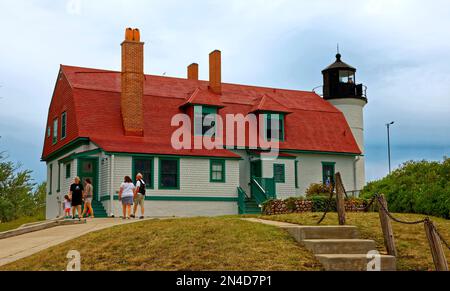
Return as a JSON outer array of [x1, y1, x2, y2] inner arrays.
[[122, 196, 133, 206]]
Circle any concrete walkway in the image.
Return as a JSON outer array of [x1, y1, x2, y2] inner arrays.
[[0, 218, 152, 267]]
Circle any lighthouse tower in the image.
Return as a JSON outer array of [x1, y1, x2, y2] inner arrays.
[[322, 53, 368, 193]]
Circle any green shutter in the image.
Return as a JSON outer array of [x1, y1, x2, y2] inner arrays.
[[295, 160, 299, 189], [57, 163, 61, 193], [65, 163, 71, 179], [48, 164, 53, 195], [273, 164, 285, 183], [210, 159, 226, 183]]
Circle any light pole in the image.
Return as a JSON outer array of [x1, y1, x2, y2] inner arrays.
[[386, 121, 395, 174]]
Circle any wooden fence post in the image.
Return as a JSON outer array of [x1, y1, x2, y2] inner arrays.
[[378, 194, 398, 257], [335, 173, 346, 226], [424, 219, 449, 271]]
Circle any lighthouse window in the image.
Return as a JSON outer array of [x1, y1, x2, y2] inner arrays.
[[339, 71, 355, 84]]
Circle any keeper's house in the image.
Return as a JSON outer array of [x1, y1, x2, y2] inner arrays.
[[43, 28, 368, 219]]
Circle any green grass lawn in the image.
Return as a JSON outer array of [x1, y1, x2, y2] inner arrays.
[[0, 215, 45, 233], [260, 212, 450, 271], [0, 217, 322, 271]]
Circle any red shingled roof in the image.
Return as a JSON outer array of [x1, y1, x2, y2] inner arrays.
[[42, 65, 361, 160]]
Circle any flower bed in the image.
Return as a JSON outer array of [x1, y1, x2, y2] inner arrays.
[[262, 197, 370, 216]]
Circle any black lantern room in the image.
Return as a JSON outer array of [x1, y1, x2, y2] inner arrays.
[[322, 53, 367, 101]]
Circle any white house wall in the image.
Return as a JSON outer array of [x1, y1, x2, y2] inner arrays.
[[45, 142, 98, 219], [295, 153, 357, 197], [110, 156, 240, 197]]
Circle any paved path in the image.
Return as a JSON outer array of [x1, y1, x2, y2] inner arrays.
[[0, 218, 153, 267]]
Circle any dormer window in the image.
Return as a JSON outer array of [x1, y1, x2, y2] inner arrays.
[[194, 106, 217, 137], [264, 113, 285, 142]]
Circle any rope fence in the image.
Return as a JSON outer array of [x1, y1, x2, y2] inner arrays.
[[317, 172, 449, 271]]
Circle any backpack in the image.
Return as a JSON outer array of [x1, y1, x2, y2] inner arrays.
[[138, 179, 146, 195]]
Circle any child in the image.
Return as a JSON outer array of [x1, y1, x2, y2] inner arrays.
[[63, 195, 72, 219]]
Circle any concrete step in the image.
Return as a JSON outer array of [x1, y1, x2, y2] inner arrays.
[[316, 254, 397, 271], [281, 225, 360, 241], [302, 239, 377, 255]]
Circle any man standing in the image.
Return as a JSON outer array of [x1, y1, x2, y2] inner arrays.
[[131, 173, 146, 219], [69, 177, 84, 220]]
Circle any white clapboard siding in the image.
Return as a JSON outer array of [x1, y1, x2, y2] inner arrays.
[[295, 153, 356, 197], [111, 156, 240, 197], [262, 159, 297, 200]]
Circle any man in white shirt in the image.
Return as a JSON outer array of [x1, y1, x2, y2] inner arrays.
[[132, 173, 146, 219]]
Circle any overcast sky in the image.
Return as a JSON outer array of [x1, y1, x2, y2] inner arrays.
[[0, 0, 449, 184]]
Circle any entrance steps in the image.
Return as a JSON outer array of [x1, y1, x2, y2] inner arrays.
[[244, 219, 396, 271]]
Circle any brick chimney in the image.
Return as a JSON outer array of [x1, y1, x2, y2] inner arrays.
[[209, 50, 222, 94], [187, 63, 199, 80], [121, 28, 144, 136]]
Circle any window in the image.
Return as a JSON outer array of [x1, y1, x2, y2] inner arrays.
[[48, 164, 53, 195], [159, 158, 180, 189], [194, 106, 217, 136], [47, 126, 51, 138], [52, 118, 58, 144], [210, 159, 226, 183], [57, 163, 61, 193], [265, 113, 285, 141], [295, 160, 299, 189], [339, 70, 355, 84], [61, 112, 67, 140], [65, 163, 71, 179], [133, 158, 154, 189], [322, 162, 336, 186], [273, 164, 285, 183]]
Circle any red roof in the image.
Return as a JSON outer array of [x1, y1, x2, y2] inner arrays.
[[180, 87, 226, 108], [42, 65, 361, 160], [250, 94, 292, 114]]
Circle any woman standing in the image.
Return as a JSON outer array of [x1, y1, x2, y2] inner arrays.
[[70, 177, 84, 220], [119, 176, 135, 219], [81, 178, 95, 218]]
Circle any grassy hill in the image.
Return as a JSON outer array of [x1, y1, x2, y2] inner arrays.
[[261, 212, 450, 271], [0, 217, 321, 271], [1, 214, 449, 271]]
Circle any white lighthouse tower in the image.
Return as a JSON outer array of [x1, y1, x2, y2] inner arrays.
[[322, 53, 368, 193]]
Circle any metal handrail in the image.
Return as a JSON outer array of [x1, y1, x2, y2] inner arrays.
[[252, 179, 266, 195]]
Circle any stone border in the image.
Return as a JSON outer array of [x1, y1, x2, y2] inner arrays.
[[0, 219, 87, 240]]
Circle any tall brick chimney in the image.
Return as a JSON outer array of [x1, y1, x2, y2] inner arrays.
[[121, 28, 144, 136], [209, 50, 222, 94], [187, 63, 199, 80]]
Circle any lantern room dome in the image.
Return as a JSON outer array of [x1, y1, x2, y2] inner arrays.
[[322, 54, 356, 72]]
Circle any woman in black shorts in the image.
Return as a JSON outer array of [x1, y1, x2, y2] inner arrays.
[[70, 177, 84, 220]]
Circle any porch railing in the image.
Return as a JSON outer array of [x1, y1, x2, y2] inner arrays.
[[251, 177, 276, 205]]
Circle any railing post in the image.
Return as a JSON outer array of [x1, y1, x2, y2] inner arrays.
[[335, 173, 346, 226], [424, 219, 449, 271], [378, 194, 398, 257]]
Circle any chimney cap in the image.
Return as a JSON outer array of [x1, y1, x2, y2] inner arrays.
[[124, 27, 141, 42]]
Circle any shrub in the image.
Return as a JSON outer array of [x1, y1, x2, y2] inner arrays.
[[361, 157, 450, 219], [306, 183, 333, 198]]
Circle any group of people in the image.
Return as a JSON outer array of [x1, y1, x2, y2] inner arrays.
[[119, 174, 146, 220], [64, 177, 94, 219], [64, 173, 147, 220]]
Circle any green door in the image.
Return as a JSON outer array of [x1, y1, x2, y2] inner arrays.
[[78, 158, 99, 200], [250, 160, 262, 179]]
